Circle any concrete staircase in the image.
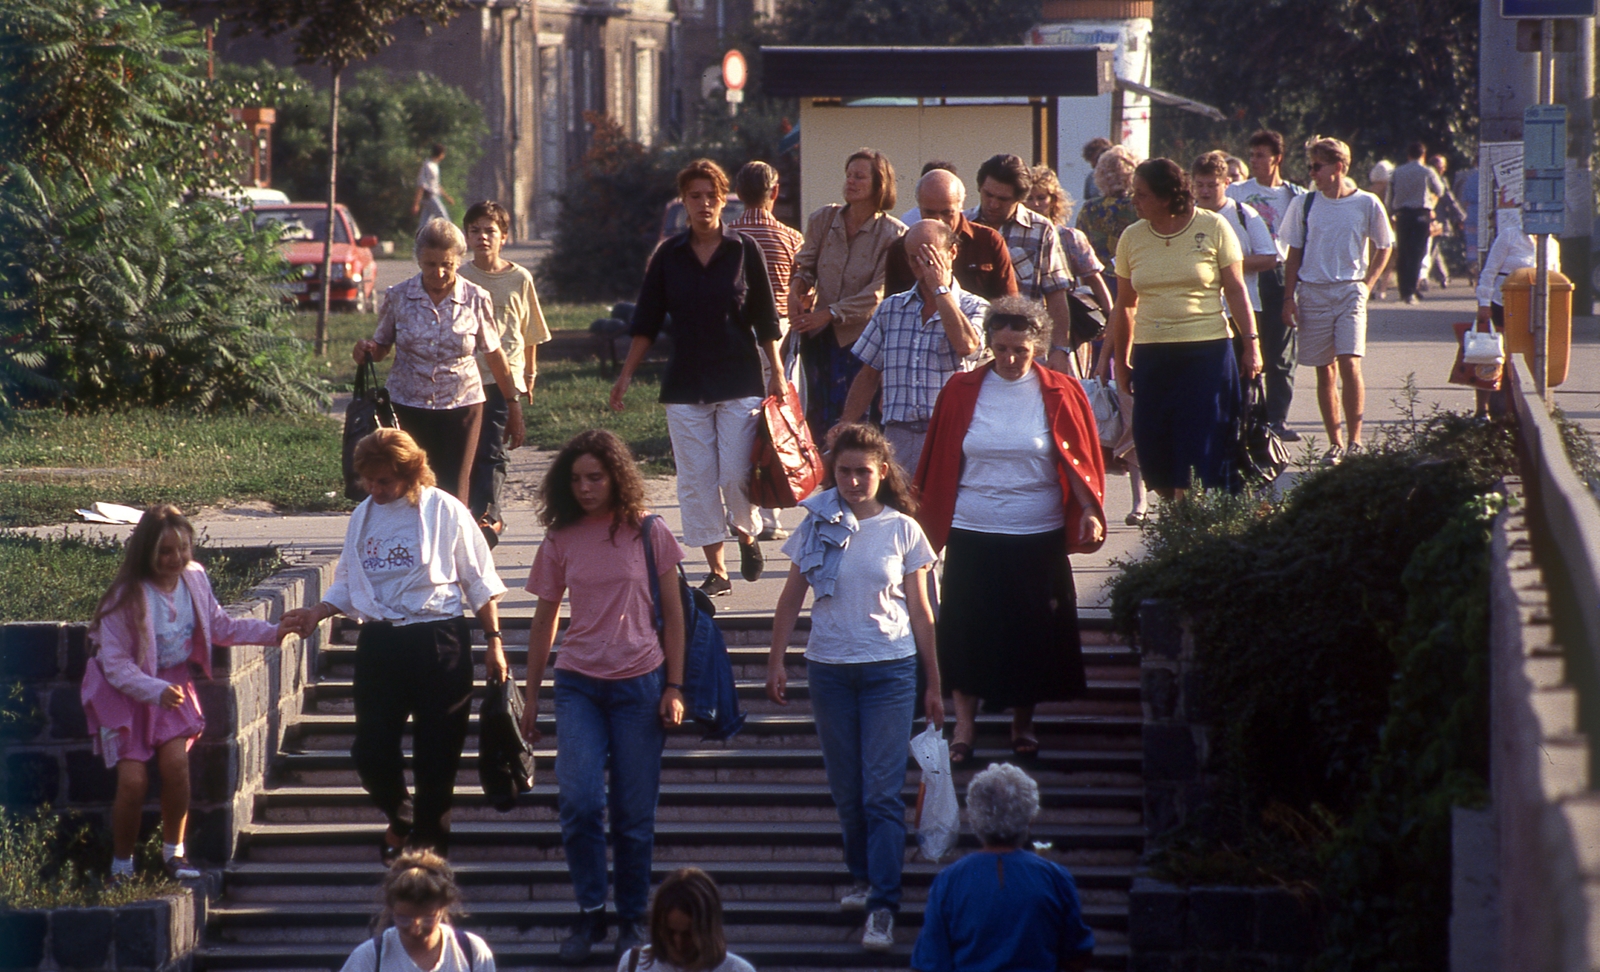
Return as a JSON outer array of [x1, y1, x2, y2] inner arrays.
[[195, 616, 1143, 971]]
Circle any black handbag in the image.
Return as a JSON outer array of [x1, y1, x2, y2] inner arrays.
[[342, 354, 398, 502], [1237, 375, 1290, 483], [478, 674, 536, 811], [1066, 290, 1107, 347]]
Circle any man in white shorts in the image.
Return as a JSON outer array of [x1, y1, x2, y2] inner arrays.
[[1281, 136, 1393, 465]]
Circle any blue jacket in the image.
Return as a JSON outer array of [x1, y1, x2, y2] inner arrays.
[[788, 488, 860, 599], [641, 516, 745, 741]]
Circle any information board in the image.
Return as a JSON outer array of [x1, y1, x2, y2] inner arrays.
[[1502, 0, 1596, 16], [1523, 105, 1568, 234]]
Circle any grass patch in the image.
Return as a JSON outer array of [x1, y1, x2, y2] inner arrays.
[[525, 359, 673, 474], [541, 302, 611, 332], [0, 410, 347, 527], [0, 807, 179, 907], [0, 534, 286, 623]]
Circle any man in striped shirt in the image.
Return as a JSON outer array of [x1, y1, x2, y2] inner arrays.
[[730, 161, 806, 540]]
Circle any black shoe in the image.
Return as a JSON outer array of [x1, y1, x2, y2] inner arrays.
[[478, 516, 503, 551], [614, 920, 645, 958], [739, 538, 764, 583], [700, 573, 732, 597], [163, 855, 201, 881], [560, 908, 608, 963], [756, 525, 789, 541]]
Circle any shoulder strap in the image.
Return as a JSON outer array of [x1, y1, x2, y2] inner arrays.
[[629, 947, 642, 972], [372, 931, 384, 972], [452, 926, 476, 972], [1301, 188, 1315, 243], [640, 515, 666, 637]]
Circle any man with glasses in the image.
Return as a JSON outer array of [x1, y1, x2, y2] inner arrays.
[[1281, 137, 1393, 466], [1227, 129, 1307, 440], [966, 153, 1078, 373]]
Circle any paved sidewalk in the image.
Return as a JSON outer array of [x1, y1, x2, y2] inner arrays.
[[25, 293, 1598, 619]]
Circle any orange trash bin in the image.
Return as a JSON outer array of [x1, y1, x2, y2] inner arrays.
[[1500, 267, 1572, 386]]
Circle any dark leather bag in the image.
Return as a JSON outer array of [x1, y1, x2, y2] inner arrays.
[[748, 383, 825, 509], [342, 354, 398, 502], [1066, 290, 1107, 347], [1236, 375, 1290, 483], [477, 675, 535, 811]]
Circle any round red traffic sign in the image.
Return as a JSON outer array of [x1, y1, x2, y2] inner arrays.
[[722, 49, 747, 91]]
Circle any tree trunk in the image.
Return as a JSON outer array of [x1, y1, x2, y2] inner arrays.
[[315, 66, 342, 357]]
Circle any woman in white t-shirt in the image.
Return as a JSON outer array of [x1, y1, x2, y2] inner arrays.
[[766, 423, 943, 954], [522, 429, 689, 963], [284, 430, 508, 863], [619, 868, 756, 972], [340, 851, 495, 972]]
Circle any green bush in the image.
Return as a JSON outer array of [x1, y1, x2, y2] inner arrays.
[[219, 62, 486, 245], [1111, 408, 1517, 968], [0, 165, 326, 414], [0, 806, 176, 907]]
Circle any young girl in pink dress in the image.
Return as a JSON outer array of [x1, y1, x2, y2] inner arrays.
[[81, 504, 299, 881]]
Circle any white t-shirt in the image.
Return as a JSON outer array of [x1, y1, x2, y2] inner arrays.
[[1214, 199, 1276, 312], [1227, 178, 1304, 260], [616, 950, 756, 972], [1280, 189, 1394, 285], [340, 927, 495, 972], [417, 159, 443, 196], [147, 581, 196, 670], [951, 369, 1066, 535], [782, 507, 936, 665], [360, 498, 463, 625]]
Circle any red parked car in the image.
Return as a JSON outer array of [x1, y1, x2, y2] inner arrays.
[[253, 203, 378, 313]]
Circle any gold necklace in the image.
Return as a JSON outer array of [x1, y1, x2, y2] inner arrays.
[[1150, 214, 1194, 246]]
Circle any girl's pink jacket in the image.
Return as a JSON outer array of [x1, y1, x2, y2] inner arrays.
[[80, 562, 280, 748]]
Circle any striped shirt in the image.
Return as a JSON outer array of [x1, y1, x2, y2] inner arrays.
[[729, 209, 805, 318], [967, 204, 1072, 300]]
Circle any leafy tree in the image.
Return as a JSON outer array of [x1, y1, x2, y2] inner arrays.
[[770, 0, 1041, 46], [219, 62, 485, 244], [0, 0, 255, 189], [0, 164, 325, 415], [198, 0, 466, 354], [1150, 0, 1478, 175]]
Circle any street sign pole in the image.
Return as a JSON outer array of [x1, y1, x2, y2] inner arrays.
[[1536, 22, 1553, 396]]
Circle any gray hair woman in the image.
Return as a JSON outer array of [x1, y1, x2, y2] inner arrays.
[[915, 297, 1106, 766], [353, 218, 526, 501], [910, 764, 1095, 971]]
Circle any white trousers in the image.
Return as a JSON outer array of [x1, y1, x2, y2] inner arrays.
[[666, 398, 763, 548]]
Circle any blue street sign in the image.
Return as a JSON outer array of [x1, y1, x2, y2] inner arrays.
[[1503, 0, 1596, 16], [1524, 105, 1568, 235]]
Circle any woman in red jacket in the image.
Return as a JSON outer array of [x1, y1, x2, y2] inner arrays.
[[914, 297, 1107, 763]]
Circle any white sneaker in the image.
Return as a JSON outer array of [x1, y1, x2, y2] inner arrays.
[[839, 883, 871, 912], [862, 909, 894, 952]]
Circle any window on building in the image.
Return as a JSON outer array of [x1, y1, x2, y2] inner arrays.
[[634, 45, 656, 147]]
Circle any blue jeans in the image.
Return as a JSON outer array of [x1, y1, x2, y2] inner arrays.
[[554, 667, 666, 921], [807, 656, 918, 913]]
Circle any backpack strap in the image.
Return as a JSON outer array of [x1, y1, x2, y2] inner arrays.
[[639, 514, 666, 638], [629, 946, 642, 972], [372, 931, 384, 972], [1301, 187, 1315, 245], [452, 926, 476, 972]]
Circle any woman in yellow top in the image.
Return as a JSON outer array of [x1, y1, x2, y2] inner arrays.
[[1111, 159, 1261, 499]]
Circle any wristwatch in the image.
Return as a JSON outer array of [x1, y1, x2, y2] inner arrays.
[[935, 285, 951, 296]]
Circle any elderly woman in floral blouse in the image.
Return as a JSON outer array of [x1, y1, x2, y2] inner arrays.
[[355, 218, 526, 501]]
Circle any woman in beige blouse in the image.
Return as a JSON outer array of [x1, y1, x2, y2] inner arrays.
[[789, 148, 907, 439]]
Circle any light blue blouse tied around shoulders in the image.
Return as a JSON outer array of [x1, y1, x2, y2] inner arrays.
[[789, 488, 860, 599]]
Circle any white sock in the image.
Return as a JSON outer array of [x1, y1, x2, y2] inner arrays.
[[112, 856, 135, 876], [163, 842, 184, 861]]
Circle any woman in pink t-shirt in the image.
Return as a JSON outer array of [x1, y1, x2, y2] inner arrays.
[[522, 429, 688, 962]]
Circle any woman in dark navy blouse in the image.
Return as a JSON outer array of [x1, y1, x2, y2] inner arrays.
[[610, 158, 787, 597]]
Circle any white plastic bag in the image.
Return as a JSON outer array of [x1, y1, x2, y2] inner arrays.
[[1084, 376, 1124, 448], [909, 724, 959, 862]]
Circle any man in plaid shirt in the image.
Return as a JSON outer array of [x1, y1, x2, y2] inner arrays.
[[730, 161, 807, 540], [837, 219, 987, 473], [967, 153, 1078, 374]]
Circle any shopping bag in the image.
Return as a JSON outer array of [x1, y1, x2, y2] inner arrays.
[[343, 354, 398, 502], [909, 724, 959, 862], [748, 383, 825, 509], [1447, 321, 1502, 392], [1084, 376, 1124, 449]]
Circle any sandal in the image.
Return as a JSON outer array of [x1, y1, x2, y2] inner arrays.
[[1011, 736, 1040, 759], [380, 826, 408, 866], [949, 741, 974, 765]]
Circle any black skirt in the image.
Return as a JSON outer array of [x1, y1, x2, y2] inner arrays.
[[936, 527, 1086, 707]]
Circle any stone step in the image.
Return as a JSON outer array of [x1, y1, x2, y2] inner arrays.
[[218, 859, 1136, 895], [253, 783, 1144, 827], [193, 940, 1130, 970], [236, 820, 1148, 863], [208, 898, 1128, 934], [283, 712, 1144, 755]]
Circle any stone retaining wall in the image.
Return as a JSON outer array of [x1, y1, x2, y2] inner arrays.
[[0, 550, 340, 863], [0, 890, 199, 972], [1127, 877, 1321, 971]]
